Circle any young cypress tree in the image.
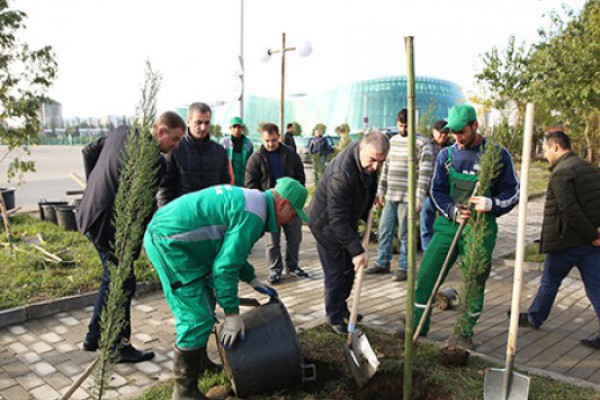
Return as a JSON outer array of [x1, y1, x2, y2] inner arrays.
[[91, 62, 162, 399]]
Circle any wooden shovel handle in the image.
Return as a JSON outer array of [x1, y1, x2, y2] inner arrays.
[[348, 207, 374, 333]]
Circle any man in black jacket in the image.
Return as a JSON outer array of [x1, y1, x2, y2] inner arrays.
[[309, 131, 389, 333], [78, 111, 186, 362], [157, 102, 231, 206], [283, 122, 297, 152], [518, 131, 600, 349], [246, 122, 307, 284]]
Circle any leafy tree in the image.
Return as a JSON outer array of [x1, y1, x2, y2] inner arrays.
[[528, 1, 599, 162], [312, 123, 327, 136], [0, 0, 57, 181], [291, 121, 302, 136], [476, 1, 599, 163], [417, 98, 438, 137], [209, 123, 223, 139]]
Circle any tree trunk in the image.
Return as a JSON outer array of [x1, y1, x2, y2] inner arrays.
[[583, 114, 597, 164]]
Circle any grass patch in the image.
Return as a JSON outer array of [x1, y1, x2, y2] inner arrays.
[[0, 214, 158, 310], [503, 242, 546, 263], [517, 160, 550, 196], [132, 325, 599, 400]]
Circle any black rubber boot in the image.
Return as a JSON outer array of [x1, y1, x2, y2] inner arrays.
[[200, 347, 222, 372], [173, 346, 209, 400]]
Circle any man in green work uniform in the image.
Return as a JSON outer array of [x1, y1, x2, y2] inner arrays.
[[143, 177, 309, 400], [413, 104, 519, 349], [221, 116, 254, 186]]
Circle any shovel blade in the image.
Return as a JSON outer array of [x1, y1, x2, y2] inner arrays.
[[344, 330, 380, 388], [484, 368, 530, 400]]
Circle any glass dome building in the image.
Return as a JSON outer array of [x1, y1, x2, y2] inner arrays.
[[212, 75, 464, 135]]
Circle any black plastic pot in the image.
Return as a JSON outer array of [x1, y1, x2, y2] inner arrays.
[[218, 298, 316, 397], [55, 205, 78, 231], [38, 200, 68, 221], [0, 188, 16, 211]]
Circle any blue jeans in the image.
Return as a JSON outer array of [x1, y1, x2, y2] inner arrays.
[[375, 200, 408, 271], [85, 247, 136, 345], [527, 245, 600, 336], [420, 196, 437, 252]]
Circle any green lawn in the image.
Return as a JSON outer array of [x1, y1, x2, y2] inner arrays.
[[133, 325, 600, 400], [519, 160, 550, 196], [503, 242, 546, 263], [0, 214, 158, 310]]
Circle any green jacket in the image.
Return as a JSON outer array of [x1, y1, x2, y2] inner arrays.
[[145, 185, 278, 314], [540, 152, 600, 253], [221, 135, 254, 186]]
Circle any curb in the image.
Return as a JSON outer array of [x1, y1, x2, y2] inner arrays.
[[0, 282, 161, 329], [492, 258, 545, 272]]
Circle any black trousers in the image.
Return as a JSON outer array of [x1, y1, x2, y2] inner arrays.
[[317, 242, 355, 325], [85, 246, 136, 345]]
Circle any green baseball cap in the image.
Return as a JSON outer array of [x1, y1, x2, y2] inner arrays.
[[274, 177, 310, 222], [230, 116, 244, 126], [444, 104, 477, 131]]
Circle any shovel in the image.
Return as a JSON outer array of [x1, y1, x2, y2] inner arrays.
[[344, 207, 379, 388], [484, 103, 535, 400]]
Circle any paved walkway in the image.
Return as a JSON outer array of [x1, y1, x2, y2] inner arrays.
[[1, 196, 599, 399]]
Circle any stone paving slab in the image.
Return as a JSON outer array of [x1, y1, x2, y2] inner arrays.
[[1, 196, 599, 399]]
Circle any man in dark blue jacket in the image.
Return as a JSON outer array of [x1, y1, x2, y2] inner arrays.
[[157, 102, 231, 206], [413, 104, 519, 349]]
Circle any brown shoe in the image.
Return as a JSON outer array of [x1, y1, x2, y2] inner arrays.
[[392, 270, 407, 281]]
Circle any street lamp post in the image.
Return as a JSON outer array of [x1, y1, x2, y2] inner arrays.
[[260, 32, 312, 132]]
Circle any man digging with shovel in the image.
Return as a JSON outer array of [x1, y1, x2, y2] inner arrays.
[[413, 104, 519, 349], [143, 178, 309, 400]]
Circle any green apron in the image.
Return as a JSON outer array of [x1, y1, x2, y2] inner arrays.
[[413, 147, 498, 338]]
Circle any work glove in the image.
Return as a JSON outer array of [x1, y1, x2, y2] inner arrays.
[[469, 196, 493, 213], [221, 314, 245, 348], [249, 278, 279, 298], [352, 252, 368, 272]]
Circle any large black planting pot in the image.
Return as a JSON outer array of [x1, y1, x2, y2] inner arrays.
[[39, 200, 68, 224], [0, 188, 16, 210], [217, 297, 316, 398], [55, 205, 78, 231]]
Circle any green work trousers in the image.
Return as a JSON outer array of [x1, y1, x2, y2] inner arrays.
[[144, 242, 216, 350], [413, 215, 497, 338]]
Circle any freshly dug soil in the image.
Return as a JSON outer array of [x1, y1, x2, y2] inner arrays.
[[439, 346, 470, 367]]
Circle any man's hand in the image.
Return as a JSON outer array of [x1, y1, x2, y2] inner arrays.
[[352, 252, 368, 272], [592, 227, 600, 247], [454, 205, 472, 224], [221, 314, 245, 348], [375, 196, 384, 209], [416, 198, 423, 213], [249, 278, 279, 298], [469, 196, 493, 212]]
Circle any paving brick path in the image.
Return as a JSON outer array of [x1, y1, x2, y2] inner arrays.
[[1, 196, 599, 399]]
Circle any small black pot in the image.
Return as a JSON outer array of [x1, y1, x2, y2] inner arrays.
[[0, 188, 16, 211]]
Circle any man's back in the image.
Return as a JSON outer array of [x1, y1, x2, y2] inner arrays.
[[77, 126, 129, 249], [541, 152, 600, 253]]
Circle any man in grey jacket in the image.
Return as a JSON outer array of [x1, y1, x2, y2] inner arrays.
[[517, 131, 600, 349]]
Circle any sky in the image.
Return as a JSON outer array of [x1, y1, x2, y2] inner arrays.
[[12, 0, 586, 119]]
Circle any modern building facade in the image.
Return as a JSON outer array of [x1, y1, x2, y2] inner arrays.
[[212, 75, 464, 136]]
